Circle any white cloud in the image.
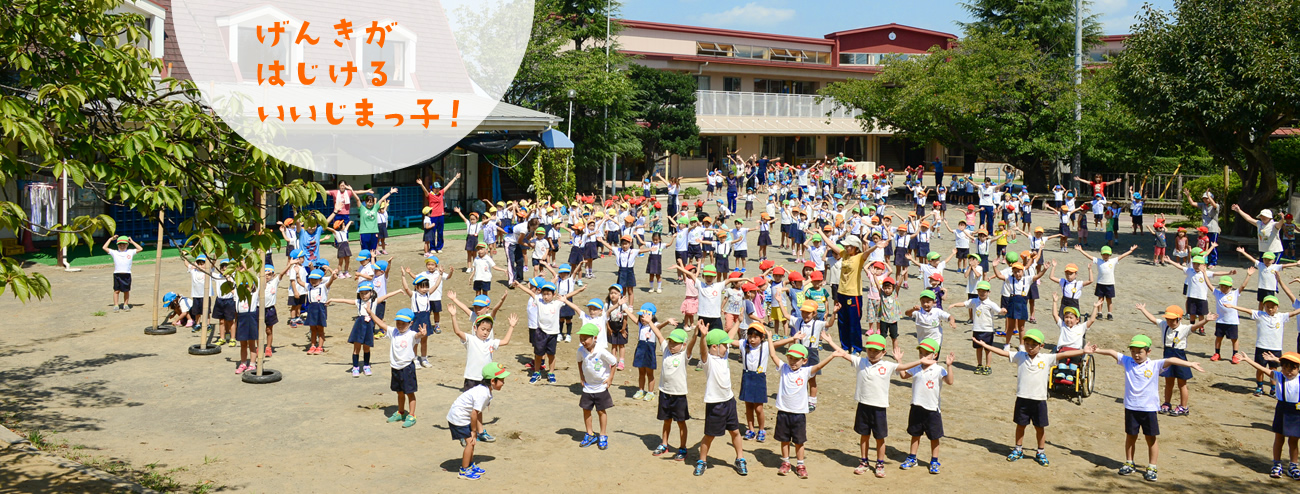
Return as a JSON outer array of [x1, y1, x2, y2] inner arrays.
[[695, 2, 795, 29]]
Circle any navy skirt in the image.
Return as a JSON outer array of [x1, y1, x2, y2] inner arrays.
[[1006, 294, 1029, 320], [568, 246, 584, 266], [893, 249, 909, 267], [646, 254, 663, 275], [617, 266, 636, 288], [632, 340, 657, 369], [412, 311, 431, 334], [757, 231, 772, 247], [560, 304, 576, 318], [916, 241, 930, 259], [236, 312, 260, 341], [348, 317, 376, 347], [585, 243, 599, 261], [1274, 402, 1300, 437], [465, 234, 478, 252], [1028, 282, 1040, 300], [1160, 347, 1193, 380], [304, 302, 328, 327], [264, 306, 279, 327], [608, 321, 629, 345], [739, 370, 768, 404]]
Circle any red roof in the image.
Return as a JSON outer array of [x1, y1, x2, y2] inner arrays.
[[621, 50, 881, 74], [1274, 128, 1299, 137], [823, 23, 958, 41], [1100, 34, 1130, 42], [617, 19, 833, 46]]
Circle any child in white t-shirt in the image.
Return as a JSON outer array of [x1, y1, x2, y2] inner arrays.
[[1135, 303, 1216, 416], [103, 235, 142, 312], [369, 307, 427, 429], [446, 361, 510, 480], [648, 321, 692, 460], [897, 339, 955, 474], [766, 331, 845, 478], [824, 333, 930, 477], [575, 323, 618, 450]]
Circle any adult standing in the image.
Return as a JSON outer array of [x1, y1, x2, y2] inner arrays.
[[829, 235, 868, 353], [1231, 204, 1283, 258], [416, 173, 461, 253], [977, 177, 1004, 233], [931, 156, 944, 190], [353, 187, 398, 253], [655, 174, 679, 231], [327, 181, 354, 224], [1182, 188, 1221, 265], [1073, 173, 1122, 199]]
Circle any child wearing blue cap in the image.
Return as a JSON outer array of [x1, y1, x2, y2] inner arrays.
[[549, 261, 584, 342], [304, 264, 337, 355], [631, 303, 676, 400], [330, 280, 403, 377], [285, 250, 309, 328], [260, 261, 294, 357], [517, 278, 582, 384], [163, 292, 195, 328], [211, 259, 238, 346], [232, 274, 264, 374], [369, 306, 427, 428]]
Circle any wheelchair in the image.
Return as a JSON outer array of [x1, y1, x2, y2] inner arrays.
[[1048, 352, 1095, 405]]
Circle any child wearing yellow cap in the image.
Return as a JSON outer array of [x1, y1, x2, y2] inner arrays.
[[1094, 335, 1205, 481], [1240, 351, 1300, 478], [103, 235, 143, 312], [1135, 303, 1217, 417]]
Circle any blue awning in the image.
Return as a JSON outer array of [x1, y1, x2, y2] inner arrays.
[[540, 128, 574, 149]]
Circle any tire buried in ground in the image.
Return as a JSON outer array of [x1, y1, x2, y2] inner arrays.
[[188, 344, 222, 355], [242, 368, 282, 384], [144, 325, 177, 335]]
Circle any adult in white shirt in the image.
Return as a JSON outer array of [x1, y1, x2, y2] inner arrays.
[[1231, 205, 1283, 257]]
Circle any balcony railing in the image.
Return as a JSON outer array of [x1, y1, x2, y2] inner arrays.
[[694, 90, 862, 119]]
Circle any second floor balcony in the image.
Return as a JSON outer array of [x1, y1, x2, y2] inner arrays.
[[694, 90, 862, 120]]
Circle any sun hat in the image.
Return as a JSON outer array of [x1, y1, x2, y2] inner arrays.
[[639, 302, 657, 316], [163, 292, 178, 304], [357, 282, 374, 292], [1128, 334, 1152, 349], [472, 295, 491, 307], [786, 344, 809, 359], [1263, 295, 1280, 306], [308, 269, 324, 280], [586, 298, 605, 309], [1280, 352, 1300, 365], [917, 338, 939, 353], [1100, 246, 1112, 255], [475, 314, 495, 326], [1062, 306, 1080, 317], [116, 236, 130, 244], [558, 263, 572, 273], [976, 281, 992, 291], [394, 308, 415, 323], [1023, 329, 1045, 344], [864, 334, 887, 350], [747, 323, 768, 335], [1163, 305, 1184, 319], [1218, 276, 1234, 286], [920, 290, 936, 300], [577, 323, 601, 337], [705, 329, 733, 346], [481, 362, 510, 380], [800, 301, 819, 313], [1064, 263, 1078, 273], [667, 329, 689, 343]]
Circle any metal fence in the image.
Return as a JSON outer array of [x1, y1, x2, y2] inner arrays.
[[695, 90, 862, 119]]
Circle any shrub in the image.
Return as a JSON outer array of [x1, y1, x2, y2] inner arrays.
[[681, 187, 702, 199], [622, 185, 644, 197]]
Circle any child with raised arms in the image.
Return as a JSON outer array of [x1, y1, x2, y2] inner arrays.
[[1134, 303, 1216, 416], [694, 326, 750, 477], [328, 281, 404, 377], [768, 329, 845, 478], [629, 303, 676, 401], [1238, 351, 1300, 479], [575, 323, 618, 450], [950, 281, 1005, 375], [447, 302, 516, 445], [1224, 292, 1300, 397], [1049, 296, 1106, 385], [898, 340, 956, 474], [1208, 270, 1253, 363], [650, 322, 693, 461], [369, 307, 426, 428]]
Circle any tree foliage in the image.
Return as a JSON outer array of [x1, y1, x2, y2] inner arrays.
[[1113, 0, 1300, 233], [959, 0, 1103, 58], [627, 64, 699, 180], [0, 0, 324, 301], [1078, 67, 1213, 175], [822, 33, 1074, 191]]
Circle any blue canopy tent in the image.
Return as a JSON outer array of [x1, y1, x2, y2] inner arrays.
[[540, 128, 575, 149]]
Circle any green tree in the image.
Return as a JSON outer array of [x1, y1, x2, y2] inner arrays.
[[627, 64, 699, 180], [1113, 0, 1300, 233], [1078, 68, 1213, 175], [959, 0, 1103, 57], [822, 33, 1075, 191], [0, 0, 323, 301]]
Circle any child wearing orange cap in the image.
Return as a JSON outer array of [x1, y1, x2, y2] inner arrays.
[[1238, 350, 1300, 479], [1135, 303, 1217, 417], [757, 212, 774, 261]]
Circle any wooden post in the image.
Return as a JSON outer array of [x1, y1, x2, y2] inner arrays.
[[256, 191, 267, 377], [199, 266, 212, 350], [1223, 165, 1229, 190], [150, 209, 165, 330]]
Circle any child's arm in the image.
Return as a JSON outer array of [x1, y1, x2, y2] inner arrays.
[[363, 302, 389, 331], [1159, 357, 1205, 373], [1239, 351, 1281, 374], [489, 291, 510, 319], [1189, 313, 1218, 332], [972, 337, 1012, 359], [1113, 244, 1140, 262], [1074, 244, 1097, 262], [445, 291, 473, 315], [1084, 298, 1106, 328], [942, 352, 956, 385], [1278, 272, 1298, 303], [1093, 347, 1123, 363], [498, 313, 518, 346], [375, 289, 404, 304], [807, 348, 844, 374], [1236, 246, 1260, 266], [1133, 303, 1161, 324], [1055, 343, 1098, 361], [101, 236, 115, 254], [447, 303, 468, 343]]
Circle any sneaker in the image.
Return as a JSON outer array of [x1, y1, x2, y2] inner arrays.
[[114, 306, 120, 313], [1158, 403, 1171, 415], [928, 459, 941, 474], [477, 431, 496, 443], [1289, 462, 1300, 479], [363, 365, 372, 376], [1271, 461, 1284, 478], [124, 305, 132, 312], [564, 334, 572, 342], [633, 390, 645, 400], [900, 455, 918, 470], [530, 372, 541, 384], [854, 460, 871, 475], [795, 463, 808, 478], [778, 461, 792, 476], [1231, 353, 1242, 364], [735, 458, 748, 476], [419, 357, 430, 368], [1144, 465, 1157, 481], [643, 391, 655, 402], [265, 346, 273, 358], [579, 433, 598, 448], [1106, 313, 1113, 321], [693, 460, 707, 476], [597, 435, 608, 450], [652, 444, 668, 456], [547, 373, 556, 384], [1255, 385, 1266, 396], [433, 324, 442, 335], [387, 411, 404, 423], [215, 337, 226, 346], [1034, 452, 1049, 466], [402, 414, 417, 428], [457, 467, 481, 481], [743, 430, 756, 441], [1210, 353, 1221, 362], [235, 364, 247, 375], [227, 339, 237, 347], [617, 360, 625, 371], [875, 461, 886, 478], [351, 367, 360, 377], [1172, 406, 1189, 417], [672, 448, 687, 461], [756, 430, 766, 443], [1006, 449, 1023, 462], [1119, 462, 1136, 475], [808, 403, 817, 412], [247, 363, 255, 372]]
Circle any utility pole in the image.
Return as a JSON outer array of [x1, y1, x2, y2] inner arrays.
[[603, 0, 611, 200], [1072, 0, 1083, 193]]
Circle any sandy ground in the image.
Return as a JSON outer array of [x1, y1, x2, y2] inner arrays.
[[0, 198, 1291, 492]]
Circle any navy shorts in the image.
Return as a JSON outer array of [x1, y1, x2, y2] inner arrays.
[[532, 330, 558, 356], [460, 379, 482, 392], [774, 410, 808, 445], [579, 390, 614, 411], [854, 403, 889, 438], [449, 422, 473, 440], [112, 273, 131, 292], [1094, 284, 1116, 298], [212, 298, 237, 321], [263, 306, 279, 327], [390, 364, 417, 394], [1258, 288, 1277, 303], [235, 312, 260, 341], [190, 297, 204, 317], [703, 399, 741, 437], [657, 393, 690, 421], [906, 405, 944, 440], [1124, 409, 1159, 436], [1013, 397, 1049, 427], [1214, 323, 1238, 340], [1185, 297, 1209, 316], [880, 321, 899, 339], [1257, 347, 1282, 369], [973, 331, 995, 348], [473, 280, 491, 292]]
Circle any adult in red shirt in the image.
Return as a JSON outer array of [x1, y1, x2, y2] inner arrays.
[[1074, 173, 1122, 199], [416, 172, 461, 253]]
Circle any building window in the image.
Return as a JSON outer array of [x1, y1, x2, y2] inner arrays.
[[735, 45, 767, 60], [754, 79, 815, 94], [769, 48, 799, 63], [696, 75, 711, 91], [237, 26, 290, 81], [362, 40, 407, 85], [723, 77, 742, 92], [828, 136, 866, 159], [697, 42, 733, 57]]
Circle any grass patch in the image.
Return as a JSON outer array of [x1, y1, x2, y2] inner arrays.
[[92, 310, 106, 317], [9, 426, 223, 493]]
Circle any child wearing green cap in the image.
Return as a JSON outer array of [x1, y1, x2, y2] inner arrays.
[[103, 235, 143, 312], [1167, 254, 1235, 331], [650, 322, 694, 460], [1094, 335, 1204, 481], [1208, 271, 1252, 363], [898, 339, 955, 474], [823, 333, 931, 477], [1237, 246, 1300, 310], [1048, 295, 1106, 385], [576, 323, 618, 449], [695, 326, 750, 477], [951, 281, 1006, 375], [905, 290, 957, 353], [446, 362, 510, 480], [1075, 244, 1138, 320], [767, 331, 846, 478], [973, 329, 1095, 466], [1244, 281, 1300, 396]]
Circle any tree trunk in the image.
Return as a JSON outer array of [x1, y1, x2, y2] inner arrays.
[[1017, 159, 1051, 193]]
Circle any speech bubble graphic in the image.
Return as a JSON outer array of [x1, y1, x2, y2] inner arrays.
[[169, 0, 533, 175]]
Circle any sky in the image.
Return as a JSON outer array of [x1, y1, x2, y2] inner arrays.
[[619, 0, 1177, 38]]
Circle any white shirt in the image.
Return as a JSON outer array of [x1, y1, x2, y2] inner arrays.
[[1060, 278, 1083, 300], [1095, 258, 1117, 285], [774, 363, 813, 414], [1012, 352, 1057, 400], [1058, 322, 1088, 350], [1120, 356, 1166, 411], [428, 272, 449, 301], [912, 307, 951, 345], [702, 352, 734, 403], [446, 385, 492, 426], [110, 249, 137, 274], [971, 297, 1001, 333], [1275, 371, 1300, 404], [742, 340, 768, 373], [578, 346, 617, 393], [262, 275, 281, 308], [536, 299, 563, 335], [1251, 310, 1289, 350], [1159, 320, 1190, 350], [389, 328, 419, 369], [850, 356, 899, 408], [472, 256, 496, 282], [462, 335, 500, 380], [909, 364, 949, 411], [189, 268, 210, 298], [1257, 262, 1283, 291], [1185, 267, 1209, 300], [658, 342, 689, 395], [1214, 288, 1241, 325], [1258, 220, 1283, 253], [697, 281, 725, 318], [793, 319, 825, 349]]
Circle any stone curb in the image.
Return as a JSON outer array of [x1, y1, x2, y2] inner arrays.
[[1, 423, 155, 494]]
